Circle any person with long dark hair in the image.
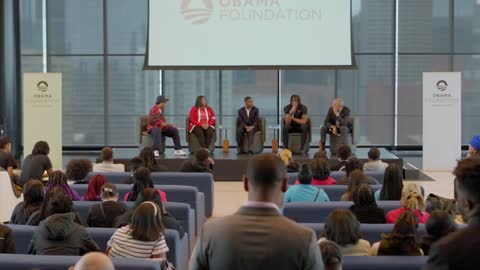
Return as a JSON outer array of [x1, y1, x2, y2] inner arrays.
[[375, 164, 404, 201], [340, 170, 369, 201], [87, 183, 128, 228], [123, 167, 166, 202], [318, 240, 343, 270], [27, 187, 84, 226], [28, 192, 99, 255], [146, 96, 186, 157], [139, 147, 168, 172], [10, 179, 45, 224], [188, 95, 216, 149], [19, 141, 53, 186], [282, 95, 309, 155], [337, 158, 378, 185], [320, 209, 371, 256], [114, 188, 184, 238], [82, 174, 107, 201], [370, 211, 423, 256], [420, 210, 457, 255], [107, 202, 169, 261], [349, 184, 386, 224], [45, 171, 81, 201]]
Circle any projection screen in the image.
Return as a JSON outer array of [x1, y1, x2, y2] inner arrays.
[[146, 0, 353, 69]]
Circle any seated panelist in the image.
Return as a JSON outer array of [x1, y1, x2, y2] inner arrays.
[[319, 98, 352, 153], [188, 96, 216, 149], [236, 96, 259, 154], [282, 95, 309, 154]]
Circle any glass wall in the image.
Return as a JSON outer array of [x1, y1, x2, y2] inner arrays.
[[19, 0, 480, 148]]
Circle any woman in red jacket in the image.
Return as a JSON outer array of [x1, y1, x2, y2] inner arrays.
[[189, 96, 216, 148]]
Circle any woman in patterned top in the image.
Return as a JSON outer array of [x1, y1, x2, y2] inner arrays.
[[106, 201, 169, 261]]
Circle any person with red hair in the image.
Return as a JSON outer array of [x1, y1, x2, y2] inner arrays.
[[82, 174, 107, 201]]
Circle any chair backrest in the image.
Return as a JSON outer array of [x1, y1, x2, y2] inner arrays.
[[342, 256, 428, 270], [6, 225, 187, 270], [0, 171, 23, 223], [286, 185, 384, 201], [283, 201, 401, 223], [0, 254, 162, 270], [288, 171, 385, 185]]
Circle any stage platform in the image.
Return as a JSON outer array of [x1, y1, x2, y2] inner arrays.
[[109, 148, 403, 181]]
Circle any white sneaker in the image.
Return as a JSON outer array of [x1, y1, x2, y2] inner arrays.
[[154, 150, 160, 157], [174, 149, 187, 156]]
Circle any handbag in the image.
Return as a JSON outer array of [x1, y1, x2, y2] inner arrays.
[[426, 193, 458, 217]]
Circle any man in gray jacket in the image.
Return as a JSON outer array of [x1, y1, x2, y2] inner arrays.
[[190, 153, 324, 270]]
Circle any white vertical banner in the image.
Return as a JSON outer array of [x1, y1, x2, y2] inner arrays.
[[23, 73, 63, 170], [423, 72, 462, 171]]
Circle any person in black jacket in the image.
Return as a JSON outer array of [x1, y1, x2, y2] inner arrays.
[[0, 224, 16, 254], [282, 95, 309, 154], [179, 148, 213, 173], [87, 183, 128, 228], [114, 188, 185, 239], [236, 96, 259, 154], [349, 184, 386, 224], [10, 179, 44, 225], [28, 192, 99, 255], [319, 98, 352, 153]]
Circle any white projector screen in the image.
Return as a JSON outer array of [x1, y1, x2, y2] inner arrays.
[[146, 0, 353, 69]]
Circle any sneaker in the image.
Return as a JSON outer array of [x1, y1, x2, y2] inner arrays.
[[174, 149, 187, 156], [154, 150, 160, 157]]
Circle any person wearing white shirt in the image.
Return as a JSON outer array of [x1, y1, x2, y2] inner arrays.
[[92, 147, 125, 173]]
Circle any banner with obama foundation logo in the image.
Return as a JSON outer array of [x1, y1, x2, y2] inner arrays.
[[23, 73, 63, 170]]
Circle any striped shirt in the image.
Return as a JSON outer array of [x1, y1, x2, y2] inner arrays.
[[284, 184, 330, 204], [107, 225, 169, 260]]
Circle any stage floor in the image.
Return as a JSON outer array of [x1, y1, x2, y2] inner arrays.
[[109, 147, 403, 181]]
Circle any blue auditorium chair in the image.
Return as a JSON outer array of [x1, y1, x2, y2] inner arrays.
[[342, 256, 428, 270]]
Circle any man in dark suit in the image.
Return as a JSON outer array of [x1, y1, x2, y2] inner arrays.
[[190, 154, 324, 270], [424, 158, 480, 270], [319, 98, 352, 153], [236, 96, 259, 154]]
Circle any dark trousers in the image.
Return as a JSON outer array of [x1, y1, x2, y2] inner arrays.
[[149, 126, 182, 150], [236, 127, 257, 152], [191, 126, 215, 148], [320, 125, 349, 144], [282, 124, 308, 151]]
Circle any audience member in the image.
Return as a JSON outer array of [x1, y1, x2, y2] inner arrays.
[[27, 187, 83, 226], [93, 147, 125, 173], [313, 151, 328, 161], [363, 147, 388, 172], [69, 252, 115, 270], [420, 210, 457, 256], [340, 170, 368, 201], [279, 149, 299, 172], [375, 164, 403, 201], [66, 159, 93, 184], [466, 134, 480, 158], [122, 156, 145, 184], [0, 224, 16, 253], [424, 158, 480, 269], [124, 167, 166, 202], [10, 179, 44, 224], [330, 144, 351, 171], [82, 174, 107, 201], [370, 211, 422, 256], [285, 164, 329, 204], [319, 240, 343, 270], [349, 184, 386, 224], [337, 158, 377, 185], [386, 188, 429, 224], [28, 192, 99, 255], [87, 183, 128, 228], [190, 153, 324, 270], [0, 136, 18, 184], [19, 141, 53, 186], [114, 188, 184, 238], [309, 158, 336, 185], [320, 209, 371, 256], [139, 147, 168, 172], [45, 170, 81, 201], [107, 202, 169, 262], [179, 148, 213, 173]]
